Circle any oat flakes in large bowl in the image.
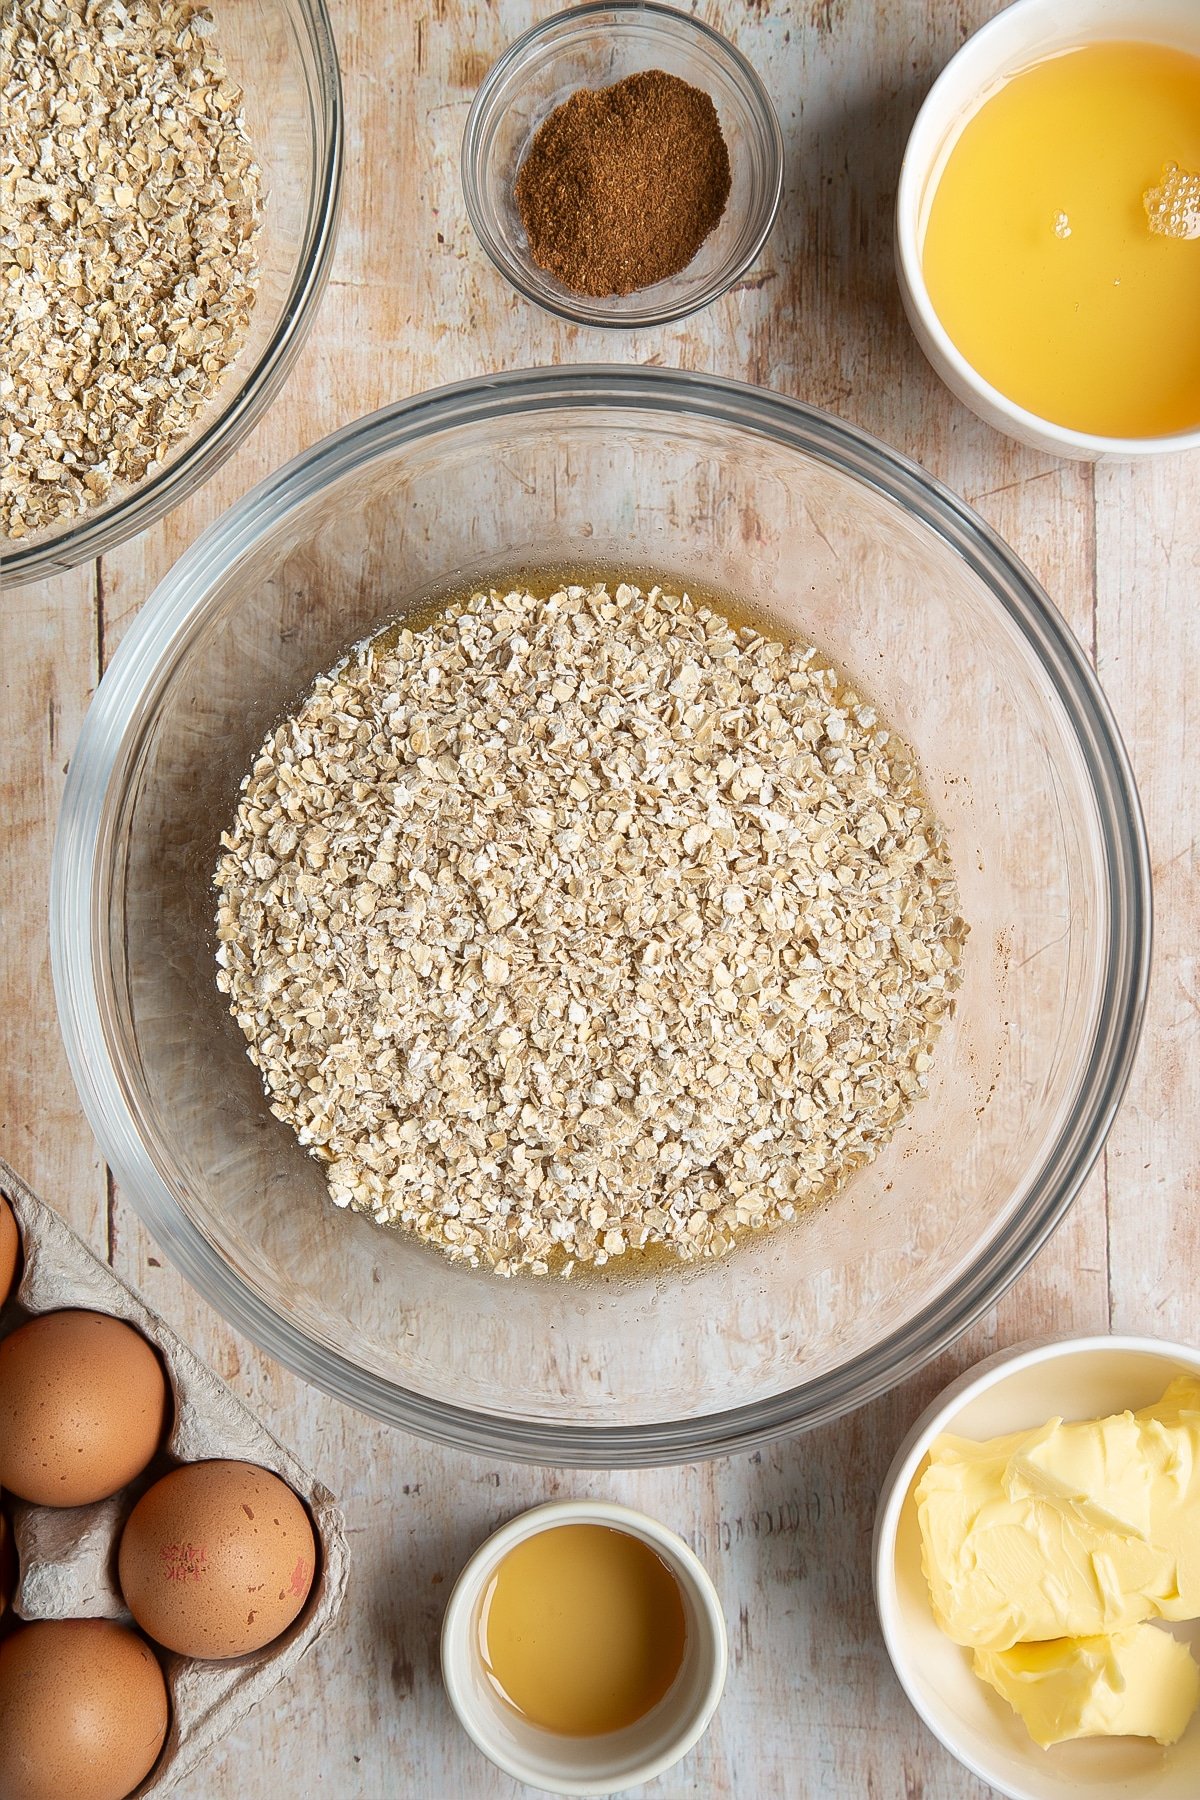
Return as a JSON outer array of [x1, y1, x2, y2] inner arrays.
[[0, 0, 341, 585], [213, 581, 966, 1278], [50, 369, 1148, 1464]]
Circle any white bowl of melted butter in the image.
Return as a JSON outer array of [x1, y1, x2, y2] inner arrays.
[[895, 0, 1200, 460], [441, 1498, 727, 1795], [874, 1335, 1200, 1800]]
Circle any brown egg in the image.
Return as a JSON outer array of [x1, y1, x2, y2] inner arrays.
[[0, 1504, 14, 1618], [0, 1194, 18, 1304], [0, 1618, 169, 1800], [0, 1310, 170, 1507], [119, 1459, 316, 1659]]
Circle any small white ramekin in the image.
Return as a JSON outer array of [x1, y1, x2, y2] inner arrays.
[[895, 0, 1200, 460], [441, 1499, 728, 1796], [874, 1334, 1200, 1800]]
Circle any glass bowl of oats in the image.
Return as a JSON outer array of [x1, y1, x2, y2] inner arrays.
[[50, 367, 1150, 1464], [1, 0, 342, 587]]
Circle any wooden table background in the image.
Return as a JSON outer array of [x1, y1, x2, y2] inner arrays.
[[3, 1, 1198, 1794]]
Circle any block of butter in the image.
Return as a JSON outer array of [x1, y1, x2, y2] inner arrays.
[[974, 1622, 1200, 1748], [916, 1375, 1200, 1650]]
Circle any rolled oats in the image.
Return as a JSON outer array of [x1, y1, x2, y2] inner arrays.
[[215, 584, 968, 1277], [1, 0, 261, 540]]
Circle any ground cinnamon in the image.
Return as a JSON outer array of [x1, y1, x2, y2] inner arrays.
[[514, 69, 731, 299]]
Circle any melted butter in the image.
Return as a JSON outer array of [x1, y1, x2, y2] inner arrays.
[[368, 561, 795, 649], [922, 42, 1200, 436]]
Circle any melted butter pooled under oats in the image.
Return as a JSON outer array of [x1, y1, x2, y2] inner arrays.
[[214, 583, 968, 1278]]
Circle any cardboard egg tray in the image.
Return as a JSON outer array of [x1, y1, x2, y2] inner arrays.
[[0, 1159, 349, 1796]]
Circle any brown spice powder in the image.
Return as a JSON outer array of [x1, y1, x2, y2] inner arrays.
[[514, 69, 732, 298]]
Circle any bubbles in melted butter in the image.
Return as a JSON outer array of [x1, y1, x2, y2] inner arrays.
[[1144, 161, 1200, 240]]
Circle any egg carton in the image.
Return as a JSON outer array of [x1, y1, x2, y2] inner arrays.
[[0, 1159, 349, 1796]]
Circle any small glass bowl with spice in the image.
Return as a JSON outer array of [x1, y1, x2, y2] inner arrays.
[[462, 1, 783, 327]]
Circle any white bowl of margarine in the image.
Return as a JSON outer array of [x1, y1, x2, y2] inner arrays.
[[441, 1499, 728, 1796], [874, 1336, 1200, 1800]]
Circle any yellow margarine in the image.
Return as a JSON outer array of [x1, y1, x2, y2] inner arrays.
[[916, 1375, 1200, 1651], [974, 1623, 1200, 1749]]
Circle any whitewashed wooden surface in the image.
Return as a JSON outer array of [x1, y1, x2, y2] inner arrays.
[[3, 1, 1198, 1794]]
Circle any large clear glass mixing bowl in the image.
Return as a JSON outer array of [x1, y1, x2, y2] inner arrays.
[[3, 0, 342, 587], [50, 368, 1150, 1465]]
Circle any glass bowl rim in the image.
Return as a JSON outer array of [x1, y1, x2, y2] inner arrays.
[[460, 0, 785, 329], [1, 0, 345, 590], [50, 364, 1152, 1466]]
